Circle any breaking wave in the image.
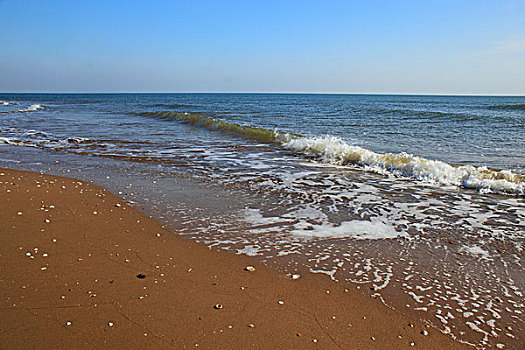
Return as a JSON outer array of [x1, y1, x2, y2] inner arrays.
[[284, 136, 524, 196], [140, 110, 524, 196], [0, 104, 44, 114], [1, 101, 18, 106]]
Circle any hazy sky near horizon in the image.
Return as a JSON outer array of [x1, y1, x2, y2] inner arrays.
[[1, 0, 524, 94]]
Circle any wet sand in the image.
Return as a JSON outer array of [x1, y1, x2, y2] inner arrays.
[[0, 168, 468, 349]]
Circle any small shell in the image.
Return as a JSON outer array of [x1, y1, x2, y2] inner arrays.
[[245, 266, 255, 272]]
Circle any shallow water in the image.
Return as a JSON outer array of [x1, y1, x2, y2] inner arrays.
[[1, 93, 524, 348]]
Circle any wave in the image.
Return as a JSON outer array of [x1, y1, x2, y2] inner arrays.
[[139, 110, 524, 196], [488, 104, 525, 111], [138, 111, 298, 143], [284, 136, 524, 195], [1, 101, 18, 106], [0, 104, 44, 114]]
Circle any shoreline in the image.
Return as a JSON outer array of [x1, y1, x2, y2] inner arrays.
[[0, 167, 468, 349]]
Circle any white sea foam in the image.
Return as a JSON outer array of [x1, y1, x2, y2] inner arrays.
[[283, 136, 524, 195], [27, 104, 43, 111], [460, 245, 491, 260], [242, 207, 405, 240], [1, 104, 44, 113], [288, 218, 403, 240]]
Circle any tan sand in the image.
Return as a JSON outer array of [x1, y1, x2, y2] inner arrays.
[[0, 168, 468, 349]]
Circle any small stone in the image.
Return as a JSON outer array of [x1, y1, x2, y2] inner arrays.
[[93, 211, 98, 215], [408, 323, 414, 328], [420, 330, 428, 336], [409, 342, 415, 346], [17, 212, 23, 215], [245, 266, 255, 272], [156, 233, 161, 237], [289, 274, 301, 280], [278, 300, 284, 305], [115, 203, 122, 207], [313, 338, 318, 343], [214, 304, 223, 310], [137, 273, 146, 279], [248, 323, 255, 328], [41, 267, 47, 271], [66, 321, 72, 326], [371, 337, 375, 341], [296, 333, 302, 337], [45, 219, 50, 223]]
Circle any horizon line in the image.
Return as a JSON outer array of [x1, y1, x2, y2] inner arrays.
[[1, 91, 524, 97]]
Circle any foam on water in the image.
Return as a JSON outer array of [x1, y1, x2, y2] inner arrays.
[[284, 136, 524, 196], [0, 103, 44, 113]]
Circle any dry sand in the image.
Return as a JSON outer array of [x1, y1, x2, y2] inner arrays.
[[0, 168, 468, 349]]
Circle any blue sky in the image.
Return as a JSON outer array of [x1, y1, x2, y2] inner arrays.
[[1, 0, 524, 94]]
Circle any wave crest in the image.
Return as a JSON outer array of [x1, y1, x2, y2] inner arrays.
[[0, 104, 44, 114], [284, 136, 524, 196], [138, 111, 297, 143]]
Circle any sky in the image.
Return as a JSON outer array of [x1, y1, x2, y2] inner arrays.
[[0, 0, 524, 94]]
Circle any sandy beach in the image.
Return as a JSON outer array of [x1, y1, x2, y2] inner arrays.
[[0, 167, 470, 349]]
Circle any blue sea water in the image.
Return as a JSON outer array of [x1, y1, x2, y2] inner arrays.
[[1, 93, 524, 347]]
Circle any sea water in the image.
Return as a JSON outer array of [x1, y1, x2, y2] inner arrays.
[[1, 93, 523, 347]]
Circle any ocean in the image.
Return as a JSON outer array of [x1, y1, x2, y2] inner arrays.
[[1, 93, 524, 347]]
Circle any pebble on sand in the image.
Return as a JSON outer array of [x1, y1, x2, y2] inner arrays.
[[136, 273, 146, 279], [245, 266, 255, 272]]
